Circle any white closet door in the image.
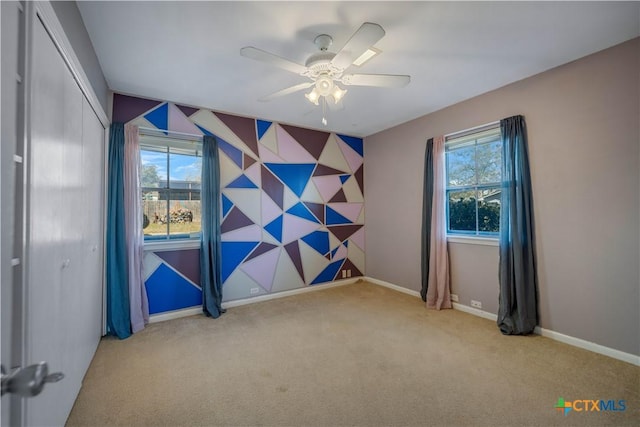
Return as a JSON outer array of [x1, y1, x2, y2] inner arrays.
[[78, 97, 105, 371], [26, 16, 103, 427]]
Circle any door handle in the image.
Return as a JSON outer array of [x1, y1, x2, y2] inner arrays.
[[1, 362, 64, 397]]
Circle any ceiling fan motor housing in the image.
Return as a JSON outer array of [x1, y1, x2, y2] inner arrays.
[[305, 34, 342, 78], [305, 52, 338, 73]]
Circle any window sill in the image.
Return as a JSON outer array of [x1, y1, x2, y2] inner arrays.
[[447, 235, 498, 247], [144, 239, 201, 252]]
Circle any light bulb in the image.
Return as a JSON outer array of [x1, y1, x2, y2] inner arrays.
[[315, 75, 334, 96]]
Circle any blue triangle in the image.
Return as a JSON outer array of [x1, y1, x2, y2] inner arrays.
[[222, 194, 233, 217], [301, 230, 329, 255], [340, 174, 350, 184], [264, 215, 283, 243], [227, 174, 258, 189], [257, 120, 272, 140], [311, 259, 345, 285], [286, 202, 319, 223], [331, 246, 339, 258], [265, 163, 315, 198], [195, 124, 213, 136], [144, 103, 168, 133], [145, 264, 202, 314], [218, 137, 243, 168], [337, 135, 364, 157], [221, 241, 259, 283], [326, 206, 353, 225]]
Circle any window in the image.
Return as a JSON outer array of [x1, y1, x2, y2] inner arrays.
[[140, 133, 202, 241], [445, 126, 502, 236]]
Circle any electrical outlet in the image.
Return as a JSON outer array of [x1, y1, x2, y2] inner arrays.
[[470, 300, 482, 309], [450, 294, 459, 302], [250, 287, 260, 295]]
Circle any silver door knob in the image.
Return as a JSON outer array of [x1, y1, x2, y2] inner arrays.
[[1, 362, 64, 397]]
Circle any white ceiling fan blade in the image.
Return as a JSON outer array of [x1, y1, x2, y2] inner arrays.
[[330, 22, 385, 70], [258, 82, 314, 102], [341, 73, 410, 88], [240, 47, 308, 75]]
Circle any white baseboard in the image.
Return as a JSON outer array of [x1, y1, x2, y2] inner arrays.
[[149, 307, 202, 323], [221, 278, 359, 309], [148, 278, 360, 323], [533, 326, 640, 366], [364, 276, 640, 367], [365, 277, 422, 298]]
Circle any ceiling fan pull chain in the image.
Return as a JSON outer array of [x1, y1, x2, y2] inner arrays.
[[322, 97, 328, 126]]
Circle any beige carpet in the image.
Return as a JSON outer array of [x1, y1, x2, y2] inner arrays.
[[67, 281, 639, 426]]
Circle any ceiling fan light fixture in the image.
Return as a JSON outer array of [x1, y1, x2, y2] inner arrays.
[[305, 88, 320, 105], [331, 86, 347, 104], [315, 75, 334, 96]]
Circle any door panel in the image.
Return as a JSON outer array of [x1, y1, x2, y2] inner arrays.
[[26, 16, 104, 427], [28, 16, 69, 426], [78, 97, 105, 376]]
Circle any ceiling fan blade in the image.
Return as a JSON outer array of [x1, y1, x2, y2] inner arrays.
[[341, 73, 410, 88], [240, 47, 308, 75], [258, 82, 314, 102], [330, 22, 385, 70]]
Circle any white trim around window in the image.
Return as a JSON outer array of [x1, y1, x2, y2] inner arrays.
[[447, 235, 499, 246], [144, 239, 201, 252]]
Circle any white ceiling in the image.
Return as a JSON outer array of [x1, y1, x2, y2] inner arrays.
[[77, 1, 639, 137]]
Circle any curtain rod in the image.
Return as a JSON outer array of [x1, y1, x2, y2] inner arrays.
[[445, 120, 500, 140], [138, 126, 204, 140]]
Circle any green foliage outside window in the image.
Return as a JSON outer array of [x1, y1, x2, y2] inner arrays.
[[446, 127, 502, 236]]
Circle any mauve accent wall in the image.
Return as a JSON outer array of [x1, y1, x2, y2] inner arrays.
[[113, 93, 365, 314], [364, 38, 639, 356]]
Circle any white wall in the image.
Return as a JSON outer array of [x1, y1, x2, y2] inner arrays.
[[364, 38, 639, 356], [50, 0, 108, 112]]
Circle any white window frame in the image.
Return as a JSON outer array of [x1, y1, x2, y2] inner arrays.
[[139, 131, 203, 246], [445, 123, 501, 242]]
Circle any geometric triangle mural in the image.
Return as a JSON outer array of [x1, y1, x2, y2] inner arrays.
[[117, 93, 364, 312], [325, 205, 352, 225], [221, 206, 254, 234], [227, 174, 258, 189], [264, 163, 316, 198], [257, 119, 272, 140], [311, 259, 345, 285], [286, 202, 319, 223], [144, 103, 168, 133], [145, 263, 202, 314], [265, 215, 283, 243], [221, 241, 260, 282]]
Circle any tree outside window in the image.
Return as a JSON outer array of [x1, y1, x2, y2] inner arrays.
[[445, 128, 501, 236]]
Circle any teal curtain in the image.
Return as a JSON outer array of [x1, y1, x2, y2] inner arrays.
[[497, 115, 538, 335], [200, 135, 226, 318], [421, 138, 434, 302], [106, 123, 131, 339]]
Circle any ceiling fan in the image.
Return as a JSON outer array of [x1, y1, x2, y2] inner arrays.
[[240, 22, 410, 125]]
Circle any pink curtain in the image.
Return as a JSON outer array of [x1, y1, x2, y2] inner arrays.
[[426, 135, 451, 310], [123, 124, 149, 333]]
